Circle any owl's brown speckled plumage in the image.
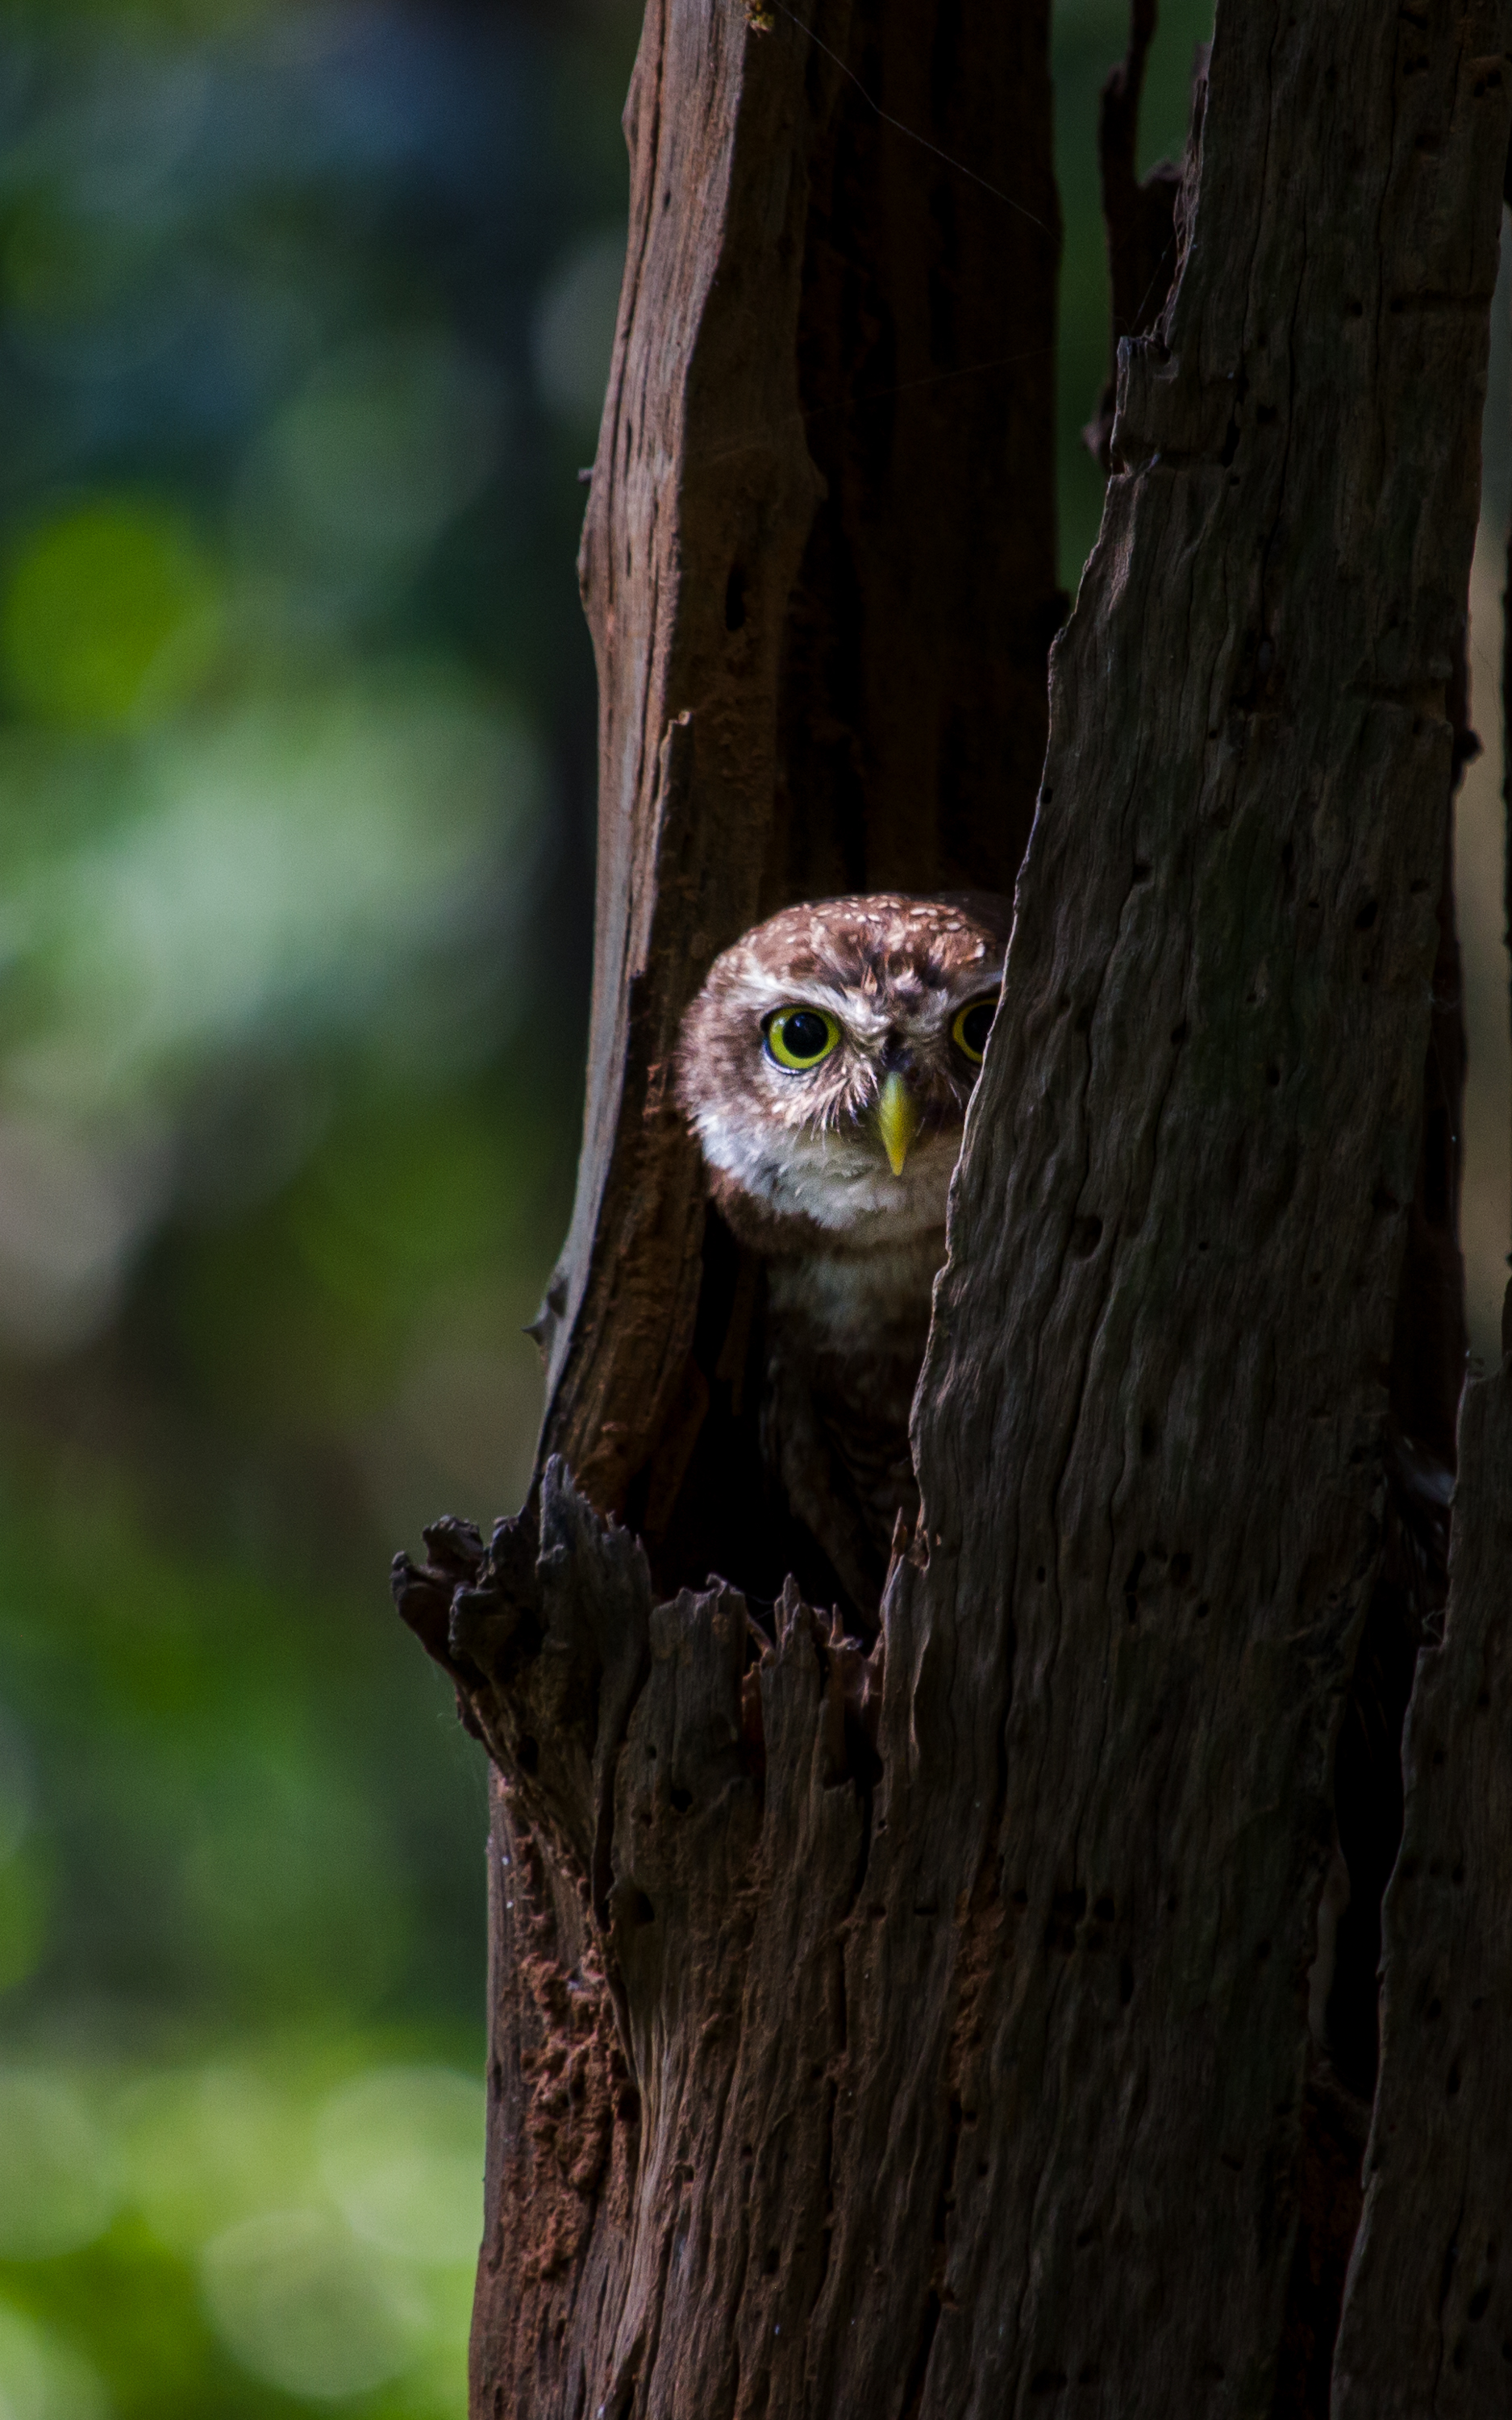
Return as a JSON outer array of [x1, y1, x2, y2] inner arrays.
[[676, 891, 1011, 1619]]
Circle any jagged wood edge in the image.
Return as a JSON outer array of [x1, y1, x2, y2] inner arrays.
[[1331, 1352, 1512, 2414]]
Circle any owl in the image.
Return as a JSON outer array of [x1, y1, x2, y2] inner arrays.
[[675, 891, 1011, 1623]]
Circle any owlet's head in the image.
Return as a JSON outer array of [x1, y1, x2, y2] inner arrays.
[[676, 891, 1011, 1254]]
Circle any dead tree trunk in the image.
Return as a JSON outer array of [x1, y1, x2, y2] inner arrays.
[[395, 2, 1512, 2412]]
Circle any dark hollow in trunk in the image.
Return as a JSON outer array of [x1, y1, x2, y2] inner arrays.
[[531, 0, 1061, 1576]]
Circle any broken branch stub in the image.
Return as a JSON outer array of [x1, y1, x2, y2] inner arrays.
[[393, 1458, 881, 2414]]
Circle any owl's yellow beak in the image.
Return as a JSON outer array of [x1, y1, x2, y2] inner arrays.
[[877, 1070, 922, 1177]]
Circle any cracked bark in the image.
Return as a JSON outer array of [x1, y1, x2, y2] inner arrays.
[[395, 1, 1512, 2412], [1331, 1347, 1512, 2414]]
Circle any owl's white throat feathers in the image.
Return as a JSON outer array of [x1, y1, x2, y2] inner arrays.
[[689, 1091, 960, 1253]]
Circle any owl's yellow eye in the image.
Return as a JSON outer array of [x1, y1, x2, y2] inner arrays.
[[764, 1005, 841, 1070], [952, 996, 997, 1063]]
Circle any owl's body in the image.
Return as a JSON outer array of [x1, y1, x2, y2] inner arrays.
[[677, 892, 1010, 1618]]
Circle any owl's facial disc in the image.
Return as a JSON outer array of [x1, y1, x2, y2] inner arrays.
[[765, 1008, 926, 1177], [676, 891, 1013, 1250]]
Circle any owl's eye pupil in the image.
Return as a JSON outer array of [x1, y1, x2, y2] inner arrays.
[[954, 999, 995, 1062], [782, 1012, 829, 1058], [764, 1006, 840, 1070]]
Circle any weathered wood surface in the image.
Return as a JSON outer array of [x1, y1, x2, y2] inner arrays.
[[396, 1466, 879, 2418], [1331, 1346, 1512, 2414], [861, 4, 1510, 2401], [535, 0, 1060, 1525], [395, 0, 1512, 2413], [818, 2, 1509, 2402]]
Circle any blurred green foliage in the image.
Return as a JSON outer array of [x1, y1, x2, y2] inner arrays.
[[0, 2, 1210, 2413]]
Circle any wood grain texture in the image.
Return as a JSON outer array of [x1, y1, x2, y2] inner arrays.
[[396, 1470, 879, 2418], [535, 0, 1060, 1523], [852, 3, 1510, 2408], [1331, 1353, 1512, 2414]]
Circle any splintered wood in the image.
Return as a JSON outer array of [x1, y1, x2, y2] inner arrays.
[[1333, 1358, 1512, 2415]]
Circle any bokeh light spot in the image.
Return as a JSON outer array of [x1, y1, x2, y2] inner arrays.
[[0, 1704, 36, 1864], [1, 502, 219, 728], [531, 227, 626, 430], [200, 2206, 427, 2399], [177, 1752, 408, 2016], [116, 2066, 309, 2259], [10, 677, 535, 1131], [0, 2075, 119, 2259], [0, 1851, 47, 1996], [0, 2301, 110, 2420], [315, 2065, 483, 2266], [243, 332, 505, 582]]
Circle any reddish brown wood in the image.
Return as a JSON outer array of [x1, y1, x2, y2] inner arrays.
[[534, 0, 1060, 1528], [396, 1473, 877, 2418]]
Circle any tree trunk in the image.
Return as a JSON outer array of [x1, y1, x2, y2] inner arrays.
[[530, 0, 1060, 1536], [394, 2, 1512, 2413]]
